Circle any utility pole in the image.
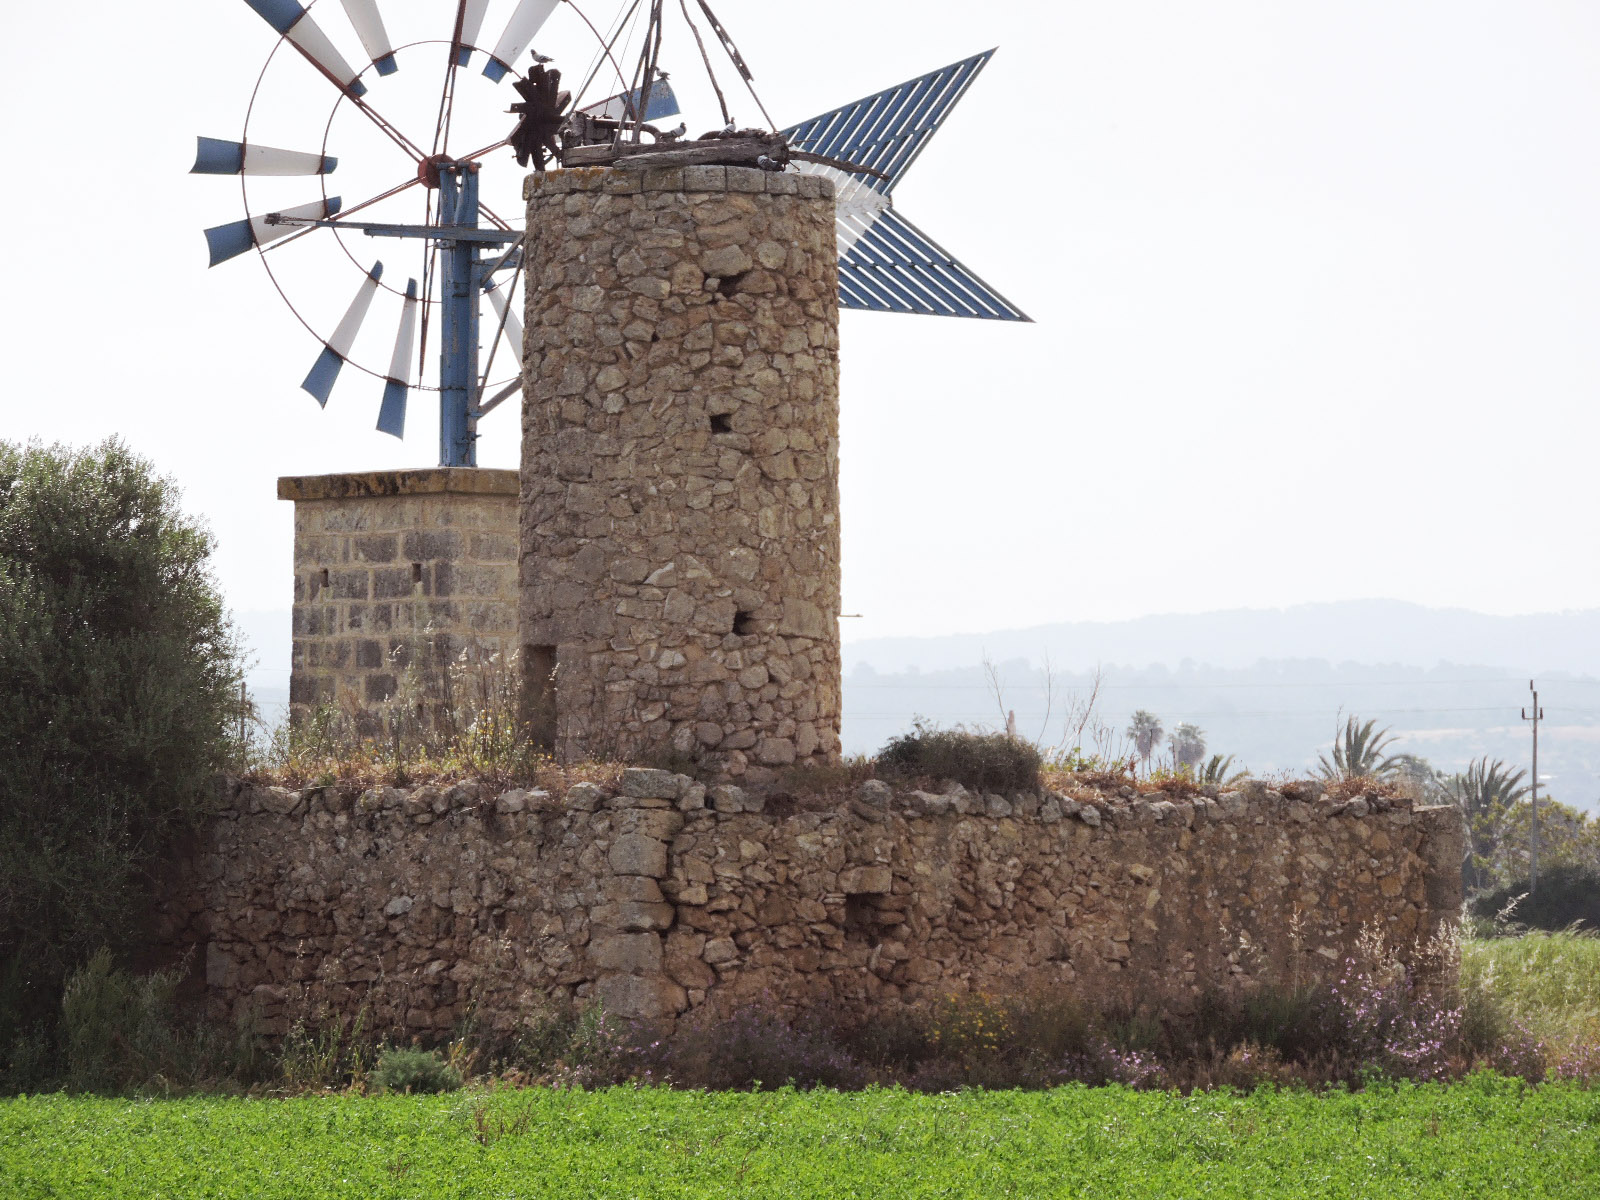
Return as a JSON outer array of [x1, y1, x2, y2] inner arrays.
[[1522, 679, 1544, 896]]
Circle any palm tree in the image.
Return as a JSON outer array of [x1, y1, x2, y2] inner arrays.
[[1198, 753, 1247, 785], [1446, 757, 1529, 892], [1169, 722, 1206, 770], [1127, 710, 1164, 773], [1317, 716, 1404, 781]]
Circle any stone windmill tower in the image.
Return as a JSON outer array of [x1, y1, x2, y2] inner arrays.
[[513, 21, 1027, 781], [519, 164, 842, 778]]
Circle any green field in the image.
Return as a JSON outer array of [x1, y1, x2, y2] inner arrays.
[[4, 1075, 1598, 1199]]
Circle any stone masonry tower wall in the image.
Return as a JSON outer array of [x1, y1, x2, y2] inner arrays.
[[520, 166, 841, 780], [280, 469, 519, 728]]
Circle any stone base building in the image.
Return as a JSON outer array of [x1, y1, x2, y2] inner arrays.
[[280, 469, 519, 726]]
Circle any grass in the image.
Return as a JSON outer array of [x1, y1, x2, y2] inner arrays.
[[3, 1076, 1598, 1198], [1462, 930, 1600, 1057]]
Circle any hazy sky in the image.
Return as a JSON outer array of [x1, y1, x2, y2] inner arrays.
[[3, 1, 1598, 654]]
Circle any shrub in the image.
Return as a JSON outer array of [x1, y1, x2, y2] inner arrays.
[[370, 1047, 461, 1094], [0, 440, 242, 1039], [877, 722, 1042, 793], [55, 950, 257, 1094], [1470, 866, 1600, 934]]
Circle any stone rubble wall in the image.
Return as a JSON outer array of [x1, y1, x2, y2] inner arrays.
[[157, 772, 1463, 1035], [280, 470, 520, 723], [519, 167, 842, 778]]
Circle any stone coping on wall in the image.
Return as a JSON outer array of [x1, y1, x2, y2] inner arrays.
[[523, 164, 837, 200], [277, 468, 519, 502]]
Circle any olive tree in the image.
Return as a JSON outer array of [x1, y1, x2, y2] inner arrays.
[[0, 440, 241, 1037]]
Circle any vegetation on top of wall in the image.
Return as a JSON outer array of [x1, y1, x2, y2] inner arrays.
[[876, 722, 1043, 793], [0, 439, 243, 1046]]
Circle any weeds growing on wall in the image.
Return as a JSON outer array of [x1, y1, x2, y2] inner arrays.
[[242, 644, 623, 794], [877, 721, 1043, 793]]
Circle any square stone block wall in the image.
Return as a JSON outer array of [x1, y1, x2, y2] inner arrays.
[[155, 775, 1464, 1036], [279, 469, 519, 724]]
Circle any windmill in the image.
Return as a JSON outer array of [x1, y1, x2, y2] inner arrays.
[[194, 2, 1027, 469]]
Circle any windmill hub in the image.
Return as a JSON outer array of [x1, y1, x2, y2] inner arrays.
[[417, 154, 463, 190]]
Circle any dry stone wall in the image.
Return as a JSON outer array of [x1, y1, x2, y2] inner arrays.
[[519, 167, 842, 779], [157, 773, 1463, 1035]]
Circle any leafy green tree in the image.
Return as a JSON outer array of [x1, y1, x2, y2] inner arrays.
[[1317, 717, 1403, 781], [0, 440, 241, 1039], [1126, 710, 1163, 773], [1478, 794, 1600, 893], [1169, 723, 1206, 770], [1444, 757, 1530, 892]]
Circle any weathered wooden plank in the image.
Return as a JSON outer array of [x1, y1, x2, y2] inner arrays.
[[562, 136, 787, 171]]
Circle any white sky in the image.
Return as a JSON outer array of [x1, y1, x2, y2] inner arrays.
[[2, 1, 1598, 651]]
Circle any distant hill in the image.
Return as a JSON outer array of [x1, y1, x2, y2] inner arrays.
[[842, 600, 1600, 677]]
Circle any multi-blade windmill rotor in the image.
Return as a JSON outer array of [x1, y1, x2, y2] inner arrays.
[[193, 2, 1027, 469]]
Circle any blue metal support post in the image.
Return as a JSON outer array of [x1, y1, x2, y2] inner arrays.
[[437, 164, 481, 467]]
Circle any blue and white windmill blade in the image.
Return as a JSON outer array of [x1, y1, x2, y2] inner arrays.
[[483, 0, 561, 83], [338, 0, 398, 76], [191, 137, 337, 176], [377, 280, 420, 438], [303, 262, 384, 406], [241, 0, 368, 97], [204, 196, 342, 267], [782, 50, 994, 191], [452, 0, 492, 67], [485, 283, 524, 364]]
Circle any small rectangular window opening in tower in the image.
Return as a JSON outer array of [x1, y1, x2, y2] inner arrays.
[[320, 568, 330, 588], [522, 644, 558, 751], [732, 610, 755, 636], [709, 413, 732, 434], [412, 562, 423, 584]]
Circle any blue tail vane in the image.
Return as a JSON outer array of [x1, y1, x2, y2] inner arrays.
[[783, 51, 994, 193], [784, 51, 1030, 322], [580, 73, 682, 122], [840, 210, 1028, 321]]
